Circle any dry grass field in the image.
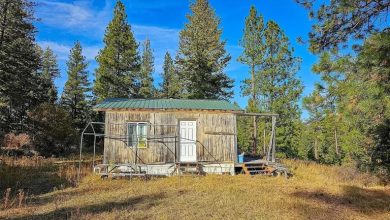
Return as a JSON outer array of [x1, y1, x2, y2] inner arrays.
[[1, 157, 389, 220]]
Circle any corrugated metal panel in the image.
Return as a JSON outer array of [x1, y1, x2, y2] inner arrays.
[[94, 98, 242, 111]]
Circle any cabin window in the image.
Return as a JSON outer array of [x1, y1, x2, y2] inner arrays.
[[127, 122, 148, 148]]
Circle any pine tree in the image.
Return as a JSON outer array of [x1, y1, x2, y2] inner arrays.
[[309, 30, 390, 170], [139, 39, 154, 98], [38, 47, 60, 103], [237, 11, 303, 156], [161, 52, 180, 98], [260, 21, 303, 157], [238, 6, 265, 153], [296, 0, 390, 53], [0, 0, 42, 133], [237, 114, 252, 153], [61, 41, 91, 131], [303, 83, 340, 163], [176, 0, 233, 100], [94, 0, 140, 101], [297, 0, 390, 177], [29, 103, 78, 156], [239, 6, 265, 100]]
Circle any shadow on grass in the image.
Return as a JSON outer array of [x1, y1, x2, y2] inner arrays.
[[292, 185, 390, 218], [0, 164, 71, 197], [12, 192, 166, 220], [27, 187, 96, 207]]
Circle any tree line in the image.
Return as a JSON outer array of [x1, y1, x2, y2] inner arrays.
[[0, 0, 235, 155], [297, 0, 390, 179], [239, 0, 390, 182], [0, 0, 389, 180]]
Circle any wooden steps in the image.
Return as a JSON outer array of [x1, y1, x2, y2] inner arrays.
[[242, 162, 274, 175], [241, 161, 288, 177], [242, 162, 266, 175]]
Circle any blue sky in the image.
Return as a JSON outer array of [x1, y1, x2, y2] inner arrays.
[[34, 0, 319, 117]]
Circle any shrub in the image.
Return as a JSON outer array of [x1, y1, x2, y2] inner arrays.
[[28, 103, 78, 156], [2, 133, 31, 149]]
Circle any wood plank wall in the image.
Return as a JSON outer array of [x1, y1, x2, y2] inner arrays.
[[103, 110, 237, 164]]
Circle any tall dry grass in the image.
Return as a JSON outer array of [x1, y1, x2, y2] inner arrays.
[[0, 158, 389, 219], [284, 159, 382, 186], [0, 156, 93, 211]]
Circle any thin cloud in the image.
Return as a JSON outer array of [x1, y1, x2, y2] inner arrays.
[[134, 25, 180, 75], [224, 44, 245, 74], [126, 0, 187, 10], [38, 41, 100, 61], [38, 41, 70, 60], [35, 0, 181, 68], [35, 0, 183, 89], [134, 25, 180, 45], [36, 0, 112, 37]]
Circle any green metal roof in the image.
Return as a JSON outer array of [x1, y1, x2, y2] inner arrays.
[[94, 98, 242, 112]]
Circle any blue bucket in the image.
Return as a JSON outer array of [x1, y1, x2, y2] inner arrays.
[[238, 154, 244, 163]]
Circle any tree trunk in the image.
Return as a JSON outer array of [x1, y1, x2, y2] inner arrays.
[[263, 128, 266, 156], [251, 63, 257, 154], [0, 0, 10, 49], [314, 138, 319, 161], [334, 129, 339, 156], [252, 116, 257, 154], [271, 116, 276, 162]]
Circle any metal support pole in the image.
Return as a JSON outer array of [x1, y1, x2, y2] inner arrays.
[[266, 134, 272, 162], [90, 123, 97, 168], [263, 129, 266, 156], [78, 122, 91, 184], [271, 116, 276, 163], [174, 135, 177, 163], [266, 117, 276, 162], [134, 124, 138, 165], [93, 136, 96, 167], [78, 136, 83, 183]]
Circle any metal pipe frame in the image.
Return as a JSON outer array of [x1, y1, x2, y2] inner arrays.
[[77, 122, 105, 183], [77, 115, 278, 183]]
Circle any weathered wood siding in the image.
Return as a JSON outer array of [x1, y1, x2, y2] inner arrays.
[[103, 110, 237, 164]]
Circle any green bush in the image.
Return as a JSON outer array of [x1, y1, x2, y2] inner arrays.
[[28, 103, 78, 156]]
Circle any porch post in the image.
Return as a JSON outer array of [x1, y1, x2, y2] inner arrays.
[[271, 116, 276, 163]]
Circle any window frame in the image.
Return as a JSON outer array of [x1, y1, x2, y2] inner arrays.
[[126, 122, 149, 148]]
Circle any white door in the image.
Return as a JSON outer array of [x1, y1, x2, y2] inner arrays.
[[180, 121, 197, 162]]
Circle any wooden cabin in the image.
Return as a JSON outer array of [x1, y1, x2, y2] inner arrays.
[[93, 98, 244, 175]]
